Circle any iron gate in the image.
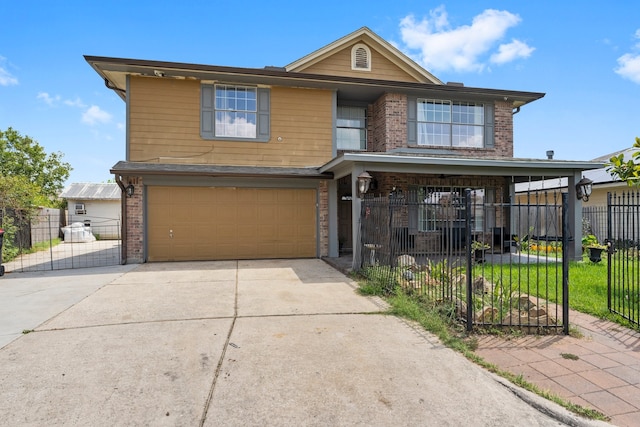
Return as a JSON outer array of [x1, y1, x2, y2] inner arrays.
[[357, 189, 570, 333], [607, 192, 640, 327], [1, 210, 122, 273]]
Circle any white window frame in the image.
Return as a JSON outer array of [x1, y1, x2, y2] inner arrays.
[[417, 99, 485, 148], [75, 203, 86, 215], [416, 186, 485, 232], [336, 106, 367, 150]]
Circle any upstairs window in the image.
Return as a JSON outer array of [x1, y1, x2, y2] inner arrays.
[[201, 84, 270, 141], [337, 106, 367, 150], [215, 85, 257, 138], [351, 43, 371, 71], [418, 100, 484, 147], [408, 98, 494, 149]]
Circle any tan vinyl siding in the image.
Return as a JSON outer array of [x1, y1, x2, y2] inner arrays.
[[128, 76, 333, 167], [300, 44, 422, 83]]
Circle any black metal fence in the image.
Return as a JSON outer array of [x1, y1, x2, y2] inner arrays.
[[357, 189, 569, 333], [583, 206, 607, 243], [1, 210, 122, 273], [607, 192, 640, 327]]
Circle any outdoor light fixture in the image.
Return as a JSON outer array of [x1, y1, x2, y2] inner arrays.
[[125, 184, 135, 198], [357, 171, 372, 197], [575, 177, 593, 202]]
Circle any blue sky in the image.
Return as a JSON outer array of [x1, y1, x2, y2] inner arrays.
[[1, 1, 639, 185]]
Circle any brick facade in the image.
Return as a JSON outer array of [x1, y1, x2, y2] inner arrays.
[[124, 176, 144, 264], [370, 93, 407, 152], [318, 180, 329, 257]]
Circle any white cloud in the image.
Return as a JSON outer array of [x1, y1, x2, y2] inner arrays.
[[490, 39, 535, 64], [37, 92, 61, 106], [0, 56, 18, 86], [82, 105, 112, 125], [615, 29, 640, 84], [616, 53, 640, 84], [0, 67, 18, 86], [64, 97, 86, 108], [399, 6, 532, 73]]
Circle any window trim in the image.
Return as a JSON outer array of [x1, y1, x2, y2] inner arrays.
[[407, 97, 494, 148], [336, 105, 367, 150], [201, 83, 270, 142], [411, 186, 487, 233]]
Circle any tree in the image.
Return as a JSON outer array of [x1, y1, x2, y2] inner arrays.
[[0, 127, 72, 201], [607, 137, 640, 186]]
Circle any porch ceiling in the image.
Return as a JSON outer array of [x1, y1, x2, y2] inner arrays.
[[319, 152, 604, 182]]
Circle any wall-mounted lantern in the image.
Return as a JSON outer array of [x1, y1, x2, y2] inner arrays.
[[125, 184, 135, 198], [575, 177, 593, 202], [357, 171, 372, 197]]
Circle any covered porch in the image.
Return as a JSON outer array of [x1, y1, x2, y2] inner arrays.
[[320, 152, 603, 270]]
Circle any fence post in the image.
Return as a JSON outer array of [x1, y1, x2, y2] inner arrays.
[[561, 193, 570, 335], [465, 188, 473, 332], [48, 213, 54, 270], [607, 192, 612, 312]]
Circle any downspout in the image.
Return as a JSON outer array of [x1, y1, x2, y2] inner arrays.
[[512, 106, 521, 115], [115, 175, 128, 265]]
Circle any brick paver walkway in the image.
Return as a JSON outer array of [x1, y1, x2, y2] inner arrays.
[[474, 310, 640, 427]]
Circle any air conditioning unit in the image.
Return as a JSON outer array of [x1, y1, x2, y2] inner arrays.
[[75, 203, 86, 215]]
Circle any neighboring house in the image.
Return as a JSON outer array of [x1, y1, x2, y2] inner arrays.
[[59, 183, 121, 239], [515, 149, 628, 206], [515, 148, 635, 241], [85, 27, 601, 266]]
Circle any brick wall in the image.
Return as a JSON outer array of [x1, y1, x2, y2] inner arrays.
[[318, 180, 329, 257], [367, 95, 513, 158], [370, 93, 407, 152], [124, 176, 144, 263]]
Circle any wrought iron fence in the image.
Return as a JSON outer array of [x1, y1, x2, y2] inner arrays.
[[357, 189, 568, 333], [583, 206, 608, 243], [1, 210, 122, 273], [608, 192, 640, 327]]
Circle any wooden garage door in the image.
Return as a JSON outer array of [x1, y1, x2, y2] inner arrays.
[[147, 186, 317, 261]]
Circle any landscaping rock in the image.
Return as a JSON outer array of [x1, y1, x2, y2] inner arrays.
[[472, 276, 494, 294], [396, 255, 417, 269]]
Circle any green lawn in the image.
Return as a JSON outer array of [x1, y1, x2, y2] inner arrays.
[[483, 254, 638, 329]]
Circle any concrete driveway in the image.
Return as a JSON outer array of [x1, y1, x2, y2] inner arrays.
[[0, 259, 605, 426]]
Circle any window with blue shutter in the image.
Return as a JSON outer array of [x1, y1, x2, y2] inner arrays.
[[200, 84, 270, 142]]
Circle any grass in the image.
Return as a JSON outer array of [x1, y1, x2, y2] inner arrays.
[[357, 282, 610, 421], [483, 253, 638, 329], [2, 238, 62, 263]]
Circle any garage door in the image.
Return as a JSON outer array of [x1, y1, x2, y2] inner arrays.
[[147, 186, 317, 261]]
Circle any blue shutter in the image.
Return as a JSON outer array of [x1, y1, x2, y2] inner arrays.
[[257, 88, 270, 141], [201, 84, 215, 139], [484, 103, 494, 148], [407, 97, 417, 146]]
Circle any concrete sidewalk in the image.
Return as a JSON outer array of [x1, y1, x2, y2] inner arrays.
[[0, 259, 609, 426]]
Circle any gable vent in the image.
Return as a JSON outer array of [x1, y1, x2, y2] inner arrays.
[[351, 43, 371, 71]]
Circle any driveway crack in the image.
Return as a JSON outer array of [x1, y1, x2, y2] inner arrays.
[[199, 260, 239, 426]]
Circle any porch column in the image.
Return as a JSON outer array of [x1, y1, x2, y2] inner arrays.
[[327, 179, 339, 257], [351, 166, 364, 270], [567, 172, 583, 261]]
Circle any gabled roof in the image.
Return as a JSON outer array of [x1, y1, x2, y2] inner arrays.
[[285, 27, 443, 84], [60, 183, 120, 200]]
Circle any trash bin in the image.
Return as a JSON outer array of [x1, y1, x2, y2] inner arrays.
[[0, 228, 5, 277]]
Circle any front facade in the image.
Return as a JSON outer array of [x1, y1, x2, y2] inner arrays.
[[86, 27, 601, 265]]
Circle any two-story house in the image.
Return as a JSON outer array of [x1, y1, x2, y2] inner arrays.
[[86, 27, 600, 267]]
